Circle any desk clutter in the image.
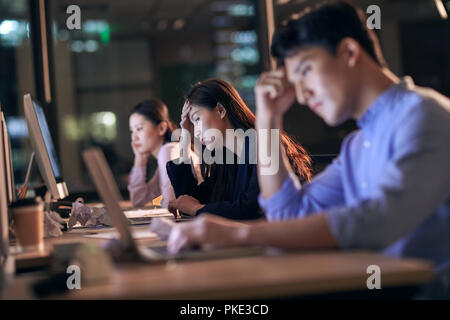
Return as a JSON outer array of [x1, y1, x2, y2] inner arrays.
[[68, 201, 112, 230], [9, 195, 173, 247]]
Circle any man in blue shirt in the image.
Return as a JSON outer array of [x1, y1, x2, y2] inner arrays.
[[167, 1, 449, 296]]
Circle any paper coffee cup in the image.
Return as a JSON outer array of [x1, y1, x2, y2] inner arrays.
[[10, 198, 44, 253]]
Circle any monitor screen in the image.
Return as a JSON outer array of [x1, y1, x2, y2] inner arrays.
[[32, 100, 61, 179], [24, 94, 68, 199]]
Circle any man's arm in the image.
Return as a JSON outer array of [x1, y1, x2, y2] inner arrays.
[[246, 214, 339, 250], [167, 213, 339, 254], [254, 69, 298, 199], [254, 69, 346, 220], [259, 156, 345, 220], [256, 116, 293, 199]]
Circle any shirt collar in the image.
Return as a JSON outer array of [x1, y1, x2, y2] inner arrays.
[[357, 76, 414, 128]]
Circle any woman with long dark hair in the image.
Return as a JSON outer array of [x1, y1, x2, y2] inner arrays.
[[128, 99, 188, 208], [166, 79, 312, 219]]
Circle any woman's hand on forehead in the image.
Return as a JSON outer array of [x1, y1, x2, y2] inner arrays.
[[182, 101, 192, 119], [182, 100, 190, 113], [180, 101, 194, 133]]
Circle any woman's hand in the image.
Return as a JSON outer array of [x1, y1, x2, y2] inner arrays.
[[168, 195, 205, 216], [180, 100, 193, 133], [167, 214, 250, 254], [179, 101, 193, 162]]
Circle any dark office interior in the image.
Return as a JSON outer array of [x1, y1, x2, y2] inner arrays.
[[1, 0, 450, 304], [1, 0, 449, 200]]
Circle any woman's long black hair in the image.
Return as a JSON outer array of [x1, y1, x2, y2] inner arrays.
[[185, 79, 312, 202], [130, 99, 177, 143]]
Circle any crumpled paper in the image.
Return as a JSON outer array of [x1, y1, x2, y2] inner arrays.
[[44, 210, 66, 238], [68, 201, 113, 230], [148, 217, 175, 241]]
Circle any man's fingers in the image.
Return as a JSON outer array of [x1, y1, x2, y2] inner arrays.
[[257, 69, 291, 88], [168, 224, 195, 254], [257, 69, 286, 85], [258, 79, 285, 97], [256, 84, 279, 99], [167, 227, 184, 253], [258, 69, 285, 80]]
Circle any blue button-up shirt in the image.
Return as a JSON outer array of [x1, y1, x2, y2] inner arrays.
[[259, 77, 450, 270]]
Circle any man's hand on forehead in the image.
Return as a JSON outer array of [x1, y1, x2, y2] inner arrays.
[[257, 68, 293, 99]]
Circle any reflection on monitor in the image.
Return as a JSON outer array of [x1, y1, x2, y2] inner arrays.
[[24, 94, 68, 200]]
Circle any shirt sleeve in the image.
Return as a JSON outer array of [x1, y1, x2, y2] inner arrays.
[[157, 143, 179, 208], [327, 102, 450, 250], [127, 166, 159, 207], [258, 155, 346, 221]]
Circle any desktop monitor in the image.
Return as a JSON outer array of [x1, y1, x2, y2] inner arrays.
[[23, 94, 68, 200], [1, 111, 16, 204], [0, 111, 9, 259]]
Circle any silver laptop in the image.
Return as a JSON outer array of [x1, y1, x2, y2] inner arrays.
[[81, 146, 172, 224], [82, 147, 265, 262]]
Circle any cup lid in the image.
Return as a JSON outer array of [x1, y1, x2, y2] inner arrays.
[[9, 197, 43, 209]]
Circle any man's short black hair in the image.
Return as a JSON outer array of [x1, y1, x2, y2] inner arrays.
[[271, 0, 386, 67]]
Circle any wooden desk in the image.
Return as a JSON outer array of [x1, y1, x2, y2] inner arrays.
[[3, 226, 433, 299]]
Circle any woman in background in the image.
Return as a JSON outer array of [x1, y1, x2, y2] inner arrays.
[[167, 79, 312, 220], [128, 99, 180, 208]]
